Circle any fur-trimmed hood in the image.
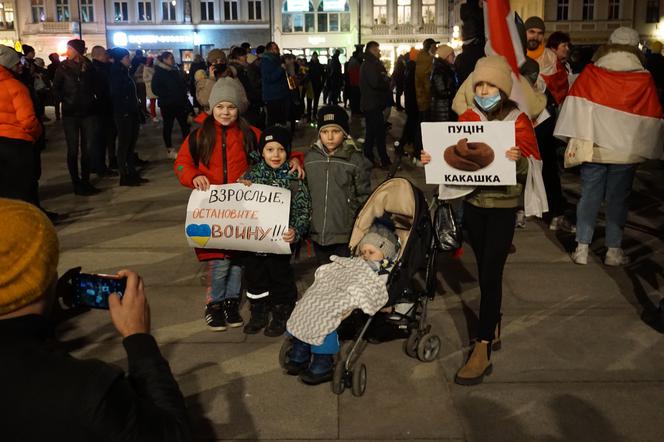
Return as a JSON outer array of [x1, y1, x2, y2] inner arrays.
[[592, 44, 645, 70]]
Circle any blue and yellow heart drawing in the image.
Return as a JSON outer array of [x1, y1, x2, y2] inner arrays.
[[186, 224, 212, 247]]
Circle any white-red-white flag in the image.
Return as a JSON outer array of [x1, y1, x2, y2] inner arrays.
[[483, 0, 525, 76], [555, 64, 664, 159]]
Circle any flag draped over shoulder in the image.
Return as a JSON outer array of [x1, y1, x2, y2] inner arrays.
[[540, 58, 569, 105], [554, 64, 664, 159]]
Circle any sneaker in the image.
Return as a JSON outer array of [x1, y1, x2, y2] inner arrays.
[[605, 248, 630, 267], [222, 298, 244, 327], [167, 148, 178, 160], [516, 210, 526, 229], [204, 303, 227, 331], [549, 216, 576, 233], [571, 244, 589, 265]]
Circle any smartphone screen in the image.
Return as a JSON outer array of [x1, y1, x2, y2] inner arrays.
[[72, 273, 126, 309]]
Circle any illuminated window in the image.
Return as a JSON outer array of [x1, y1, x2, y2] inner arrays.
[[56, 0, 70, 22], [608, 0, 620, 20], [373, 0, 386, 25], [646, 0, 660, 23], [80, 0, 94, 22], [114, 1, 128, 22], [0, 2, 15, 29], [397, 0, 411, 24], [31, 0, 45, 23], [422, 0, 435, 25], [138, 1, 153, 21]]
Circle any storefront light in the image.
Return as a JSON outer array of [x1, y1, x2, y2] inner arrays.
[[113, 32, 128, 47]]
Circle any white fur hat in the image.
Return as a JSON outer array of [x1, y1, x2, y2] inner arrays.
[[609, 27, 640, 47]]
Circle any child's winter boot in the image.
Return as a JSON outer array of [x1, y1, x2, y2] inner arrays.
[[264, 304, 293, 337], [299, 354, 334, 385], [243, 300, 269, 334], [284, 338, 311, 375]]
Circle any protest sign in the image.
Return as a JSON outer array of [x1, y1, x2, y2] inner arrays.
[[422, 121, 516, 186], [185, 184, 291, 254]]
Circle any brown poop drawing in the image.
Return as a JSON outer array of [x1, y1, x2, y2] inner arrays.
[[443, 138, 495, 171]]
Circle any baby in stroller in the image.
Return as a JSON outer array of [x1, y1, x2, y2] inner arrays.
[[284, 219, 400, 385]]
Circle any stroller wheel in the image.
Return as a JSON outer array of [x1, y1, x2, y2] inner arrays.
[[417, 333, 441, 362], [405, 331, 419, 358], [351, 363, 367, 397], [278, 338, 293, 369], [332, 360, 346, 395]]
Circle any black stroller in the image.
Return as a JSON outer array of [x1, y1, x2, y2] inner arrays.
[[280, 177, 442, 397]]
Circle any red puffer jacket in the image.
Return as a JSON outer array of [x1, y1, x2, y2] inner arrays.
[[0, 66, 42, 143]]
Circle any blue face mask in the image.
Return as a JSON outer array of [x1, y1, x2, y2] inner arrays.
[[475, 93, 502, 112]]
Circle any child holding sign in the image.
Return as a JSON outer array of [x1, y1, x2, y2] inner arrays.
[[304, 106, 373, 264], [239, 125, 312, 337], [174, 78, 304, 332], [421, 56, 538, 386]]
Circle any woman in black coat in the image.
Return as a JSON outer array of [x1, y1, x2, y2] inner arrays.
[[429, 45, 458, 123]]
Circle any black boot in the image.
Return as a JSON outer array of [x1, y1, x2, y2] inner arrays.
[[243, 300, 269, 334], [299, 354, 334, 385], [264, 304, 293, 337], [222, 298, 244, 328]]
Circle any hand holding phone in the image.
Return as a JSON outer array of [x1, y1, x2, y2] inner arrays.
[[72, 273, 127, 309], [108, 270, 150, 338]]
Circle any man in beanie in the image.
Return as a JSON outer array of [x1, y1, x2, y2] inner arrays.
[[556, 27, 663, 267], [0, 198, 190, 441], [360, 41, 392, 167], [239, 125, 311, 336], [0, 45, 42, 203], [304, 105, 372, 264], [53, 39, 101, 196]]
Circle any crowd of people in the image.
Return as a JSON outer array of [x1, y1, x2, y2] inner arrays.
[[2, 1, 664, 437]]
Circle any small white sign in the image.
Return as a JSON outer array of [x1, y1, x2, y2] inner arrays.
[[422, 121, 516, 186], [185, 184, 291, 254]]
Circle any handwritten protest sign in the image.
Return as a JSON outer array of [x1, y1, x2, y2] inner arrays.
[[185, 184, 291, 254], [422, 121, 516, 186]]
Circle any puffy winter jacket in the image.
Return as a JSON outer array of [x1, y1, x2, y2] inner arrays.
[[414, 50, 434, 112], [52, 58, 98, 117], [151, 60, 189, 108], [429, 58, 458, 122], [109, 62, 140, 116], [0, 66, 42, 143], [304, 140, 372, 245], [261, 52, 289, 102]]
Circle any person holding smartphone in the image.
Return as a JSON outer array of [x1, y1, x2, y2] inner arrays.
[[0, 198, 191, 442]]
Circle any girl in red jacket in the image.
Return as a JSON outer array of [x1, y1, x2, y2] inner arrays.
[[174, 77, 303, 332]]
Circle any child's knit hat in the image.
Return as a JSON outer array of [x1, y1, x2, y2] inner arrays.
[[259, 125, 292, 155], [317, 105, 350, 136], [0, 199, 59, 315], [358, 224, 399, 261], [208, 77, 249, 114]]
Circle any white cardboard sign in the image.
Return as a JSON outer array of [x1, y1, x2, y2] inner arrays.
[[185, 184, 291, 254], [422, 121, 516, 186]]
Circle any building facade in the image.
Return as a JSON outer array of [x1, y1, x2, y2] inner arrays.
[[17, 0, 107, 57], [0, 1, 17, 48], [106, 0, 270, 65]]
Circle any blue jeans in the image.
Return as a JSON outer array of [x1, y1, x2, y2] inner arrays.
[[206, 259, 242, 304], [576, 163, 636, 248]]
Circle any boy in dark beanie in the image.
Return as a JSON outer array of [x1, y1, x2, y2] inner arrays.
[[239, 125, 312, 337], [304, 105, 373, 264]]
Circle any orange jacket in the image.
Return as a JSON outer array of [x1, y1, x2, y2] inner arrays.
[[0, 66, 42, 143]]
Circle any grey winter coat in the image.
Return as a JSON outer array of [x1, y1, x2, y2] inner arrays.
[[304, 139, 373, 245]]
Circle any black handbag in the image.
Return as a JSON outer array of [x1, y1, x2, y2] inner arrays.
[[433, 200, 462, 252]]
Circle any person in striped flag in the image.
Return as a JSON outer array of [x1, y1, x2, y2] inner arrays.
[[554, 27, 664, 266]]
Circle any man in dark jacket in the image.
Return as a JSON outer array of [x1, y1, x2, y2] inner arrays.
[[109, 47, 146, 187], [454, 1, 486, 86], [429, 45, 458, 123], [307, 52, 325, 121], [229, 47, 263, 128], [151, 51, 191, 159], [359, 41, 391, 167], [261, 42, 290, 126], [91, 45, 118, 175], [52, 39, 100, 196], [0, 198, 191, 442], [327, 50, 343, 105]]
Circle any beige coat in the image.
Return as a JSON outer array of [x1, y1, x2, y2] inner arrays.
[[143, 65, 156, 99]]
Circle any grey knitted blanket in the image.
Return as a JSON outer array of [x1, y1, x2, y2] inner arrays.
[[287, 256, 389, 346]]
